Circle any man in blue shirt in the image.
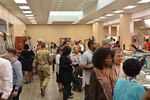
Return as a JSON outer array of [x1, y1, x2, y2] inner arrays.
[[6, 48, 23, 100]]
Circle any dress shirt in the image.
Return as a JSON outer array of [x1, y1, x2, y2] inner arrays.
[[0, 58, 13, 99]]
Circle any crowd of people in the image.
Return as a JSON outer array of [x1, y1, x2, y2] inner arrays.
[[0, 36, 150, 100]]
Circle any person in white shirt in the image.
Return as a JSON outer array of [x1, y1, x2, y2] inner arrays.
[[55, 46, 63, 92], [80, 40, 97, 100], [0, 58, 13, 100], [79, 40, 84, 52]]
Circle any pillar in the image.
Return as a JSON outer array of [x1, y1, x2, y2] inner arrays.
[[92, 22, 104, 42], [120, 13, 132, 50], [6, 21, 9, 33], [108, 26, 111, 36]]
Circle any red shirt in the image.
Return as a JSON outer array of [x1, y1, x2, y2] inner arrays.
[[144, 42, 150, 51]]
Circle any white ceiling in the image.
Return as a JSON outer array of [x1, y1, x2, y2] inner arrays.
[[0, 0, 149, 24]]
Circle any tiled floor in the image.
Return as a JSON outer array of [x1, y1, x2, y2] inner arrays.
[[20, 72, 84, 100]]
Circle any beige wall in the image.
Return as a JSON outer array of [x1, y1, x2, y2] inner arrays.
[[111, 27, 117, 36], [0, 4, 26, 36], [27, 25, 92, 45]]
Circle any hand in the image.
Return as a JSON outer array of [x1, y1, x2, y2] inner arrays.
[[0, 98, 4, 100], [12, 91, 18, 97], [70, 62, 76, 66], [33, 68, 36, 74]]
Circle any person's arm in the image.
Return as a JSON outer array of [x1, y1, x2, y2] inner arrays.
[[135, 85, 146, 100], [89, 70, 97, 100], [80, 54, 94, 70], [1, 62, 13, 100], [55, 55, 60, 65], [32, 54, 38, 70], [14, 62, 23, 91], [47, 52, 52, 65]]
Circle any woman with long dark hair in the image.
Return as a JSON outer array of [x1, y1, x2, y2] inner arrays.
[[20, 44, 34, 84], [59, 46, 76, 100]]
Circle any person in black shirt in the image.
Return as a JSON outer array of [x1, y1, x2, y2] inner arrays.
[[59, 46, 76, 100], [20, 44, 34, 84]]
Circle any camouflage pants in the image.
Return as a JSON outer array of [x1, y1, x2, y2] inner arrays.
[[37, 67, 50, 89]]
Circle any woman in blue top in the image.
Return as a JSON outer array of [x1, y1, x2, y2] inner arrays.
[[113, 58, 146, 100]]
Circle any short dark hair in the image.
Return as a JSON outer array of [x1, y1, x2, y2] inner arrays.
[[41, 42, 46, 48], [63, 41, 69, 46], [123, 58, 142, 77], [88, 40, 95, 49], [7, 48, 17, 56], [62, 46, 71, 56], [146, 39, 149, 42], [116, 41, 119, 44], [24, 44, 29, 50], [57, 46, 63, 54], [92, 48, 112, 69]]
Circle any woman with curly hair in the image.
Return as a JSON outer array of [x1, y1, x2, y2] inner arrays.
[[89, 48, 116, 100]]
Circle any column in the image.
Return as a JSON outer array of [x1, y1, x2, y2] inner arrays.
[[120, 13, 132, 50], [108, 26, 111, 36], [6, 21, 9, 33], [92, 22, 104, 42]]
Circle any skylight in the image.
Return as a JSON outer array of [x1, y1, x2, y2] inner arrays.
[[14, 0, 27, 4], [50, 11, 83, 16]]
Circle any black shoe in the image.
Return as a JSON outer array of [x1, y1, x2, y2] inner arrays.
[[41, 87, 45, 97], [29, 80, 31, 83], [68, 96, 73, 99], [24, 82, 29, 84], [69, 93, 74, 96], [59, 89, 63, 93]]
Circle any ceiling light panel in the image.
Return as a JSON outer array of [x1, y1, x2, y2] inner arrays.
[[133, 19, 142, 21], [99, 17, 106, 19], [138, 0, 150, 3], [123, 5, 137, 9], [105, 14, 114, 17], [23, 11, 32, 13], [27, 17, 35, 19], [14, 0, 27, 3], [113, 10, 124, 13], [26, 14, 34, 17], [19, 6, 30, 9]]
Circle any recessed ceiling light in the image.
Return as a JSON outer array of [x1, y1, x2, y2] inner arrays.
[[78, 5, 82, 8], [83, 0, 87, 3], [81, 3, 84, 5], [123, 5, 137, 9], [113, 10, 124, 13], [86, 20, 95, 24], [58, 3, 62, 5], [26, 14, 34, 17], [57, 6, 61, 8], [27, 17, 35, 19], [30, 20, 37, 24], [59, 0, 63, 2], [138, 0, 150, 3], [99, 17, 106, 19], [23, 11, 32, 13], [19, 6, 30, 9], [105, 14, 114, 17], [14, 0, 27, 3], [133, 19, 142, 21], [94, 19, 100, 21]]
